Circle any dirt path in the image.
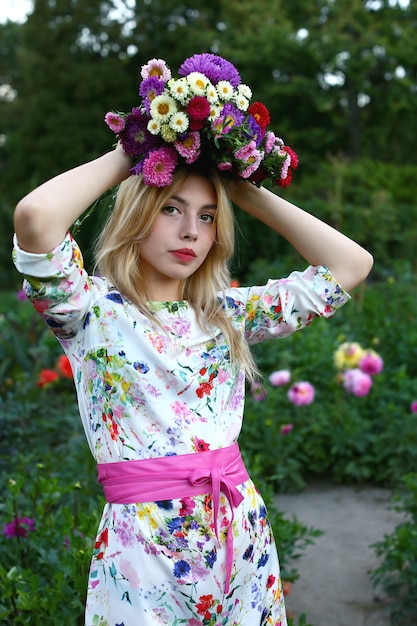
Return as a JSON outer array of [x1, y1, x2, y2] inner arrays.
[[275, 482, 404, 626]]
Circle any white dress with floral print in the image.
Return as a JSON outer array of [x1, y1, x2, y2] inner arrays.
[[13, 233, 350, 626]]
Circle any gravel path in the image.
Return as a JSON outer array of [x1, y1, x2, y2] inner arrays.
[[275, 482, 404, 626]]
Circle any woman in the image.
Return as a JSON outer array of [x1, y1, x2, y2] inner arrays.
[[13, 54, 373, 626]]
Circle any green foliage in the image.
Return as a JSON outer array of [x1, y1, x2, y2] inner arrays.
[[239, 271, 417, 493], [370, 474, 417, 626], [0, 455, 101, 625], [2, 0, 417, 287]]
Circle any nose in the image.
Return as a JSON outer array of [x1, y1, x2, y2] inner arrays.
[[180, 216, 198, 241]]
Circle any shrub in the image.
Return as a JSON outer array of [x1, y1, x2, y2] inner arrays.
[[370, 473, 417, 626]]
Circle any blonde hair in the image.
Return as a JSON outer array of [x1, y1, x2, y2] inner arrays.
[[94, 167, 258, 381]]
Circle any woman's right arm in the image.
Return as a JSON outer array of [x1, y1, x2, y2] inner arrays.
[[14, 144, 132, 254]]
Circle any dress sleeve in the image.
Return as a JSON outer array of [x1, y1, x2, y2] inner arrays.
[[12, 232, 94, 340], [226, 265, 351, 345]]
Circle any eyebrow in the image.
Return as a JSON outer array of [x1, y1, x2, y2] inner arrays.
[[170, 194, 217, 211]]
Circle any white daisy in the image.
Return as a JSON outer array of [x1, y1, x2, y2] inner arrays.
[[216, 80, 234, 101], [169, 112, 189, 134], [150, 94, 178, 122], [235, 94, 249, 111], [186, 72, 209, 96], [205, 81, 219, 104], [208, 103, 223, 120], [147, 118, 161, 135], [237, 83, 252, 100], [168, 78, 190, 105]]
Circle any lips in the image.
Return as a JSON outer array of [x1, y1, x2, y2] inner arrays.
[[170, 248, 197, 262]]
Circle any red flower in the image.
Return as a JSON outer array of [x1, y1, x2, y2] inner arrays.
[[56, 354, 73, 379], [196, 381, 213, 398], [284, 145, 299, 169], [266, 574, 276, 588], [94, 527, 109, 549], [194, 437, 210, 452], [248, 101, 271, 131], [37, 369, 59, 388], [195, 594, 214, 615], [277, 170, 293, 187], [187, 96, 210, 122]]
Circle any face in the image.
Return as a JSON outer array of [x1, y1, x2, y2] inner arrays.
[[139, 174, 217, 301]]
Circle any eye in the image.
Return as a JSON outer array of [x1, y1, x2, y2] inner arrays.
[[162, 205, 180, 215], [199, 213, 215, 224]]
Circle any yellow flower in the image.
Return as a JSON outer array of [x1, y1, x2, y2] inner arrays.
[[334, 341, 366, 370]]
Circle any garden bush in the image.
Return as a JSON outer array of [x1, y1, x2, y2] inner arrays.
[[370, 473, 417, 626]]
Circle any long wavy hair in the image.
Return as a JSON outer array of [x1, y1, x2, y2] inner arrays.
[[94, 167, 258, 381]]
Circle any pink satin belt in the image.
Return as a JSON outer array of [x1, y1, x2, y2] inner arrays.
[[97, 443, 249, 593]]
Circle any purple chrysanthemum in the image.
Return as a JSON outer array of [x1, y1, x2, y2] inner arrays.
[[120, 108, 158, 158], [178, 53, 241, 88], [245, 115, 262, 145], [139, 76, 166, 114], [142, 146, 178, 187], [212, 102, 245, 136]]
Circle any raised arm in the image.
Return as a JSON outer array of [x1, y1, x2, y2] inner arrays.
[[229, 182, 373, 292], [14, 144, 132, 254]]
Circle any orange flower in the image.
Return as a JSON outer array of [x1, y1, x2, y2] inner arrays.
[[37, 369, 59, 388], [195, 594, 214, 615], [230, 279, 240, 288], [282, 580, 292, 596], [56, 354, 73, 379]]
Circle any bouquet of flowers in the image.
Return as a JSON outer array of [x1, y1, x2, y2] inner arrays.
[[105, 53, 298, 188]]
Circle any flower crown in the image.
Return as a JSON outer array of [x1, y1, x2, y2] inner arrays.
[[105, 53, 298, 188]]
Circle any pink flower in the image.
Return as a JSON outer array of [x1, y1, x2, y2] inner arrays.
[[217, 161, 233, 171], [174, 131, 201, 164], [410, 401, 417, 414], [140, 58, 171, 82], [287, 381, 315, 406], [142, 147, 178, 187], [280, 423, 294, 435], [104, 111, 125, 133], [251, 381, 267, 402], [343, 368, 373, 397], [16, 289, 27, 301], [269, 370, 291, 387], [359, 350, 384, 376], [3, 516, 36, 538]]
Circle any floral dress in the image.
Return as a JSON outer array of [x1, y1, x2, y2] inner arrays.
[[13, 233, 350, 626]]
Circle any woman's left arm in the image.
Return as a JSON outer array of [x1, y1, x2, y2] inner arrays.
[[229, 182, 373, 293]]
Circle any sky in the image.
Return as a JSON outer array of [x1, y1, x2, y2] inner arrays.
[[0, 0, 33, 24]]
